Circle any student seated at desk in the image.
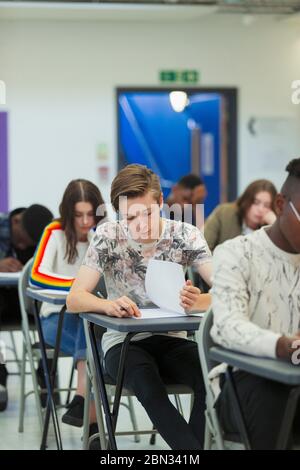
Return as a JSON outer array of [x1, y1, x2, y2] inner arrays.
[[204, 179, 277, 252], [209, 158, 300, 450], [30, 179, 106, 443], [67, 164, 212, 450], [0, 204, 53, 412]]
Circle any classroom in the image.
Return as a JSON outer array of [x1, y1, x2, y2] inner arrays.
[[0, 0, 300, 453]]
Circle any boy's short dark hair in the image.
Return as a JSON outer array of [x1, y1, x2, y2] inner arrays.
[[22, 204, 53, 244], [286, 159, 300, 179], [177, 174, 204, 189]]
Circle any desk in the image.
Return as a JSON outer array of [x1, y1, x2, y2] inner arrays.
[[26, 287, 67, 451], [0, 272, 20, 287], [80, 312, 202, 450], [0, 272, 22, 375], [209, 346, 300, 449]]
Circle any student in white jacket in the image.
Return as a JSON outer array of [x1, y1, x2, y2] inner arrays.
[[209, 158, 300, 449]]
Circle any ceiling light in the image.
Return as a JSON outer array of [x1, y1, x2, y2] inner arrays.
[[169, 91, 188, 113]]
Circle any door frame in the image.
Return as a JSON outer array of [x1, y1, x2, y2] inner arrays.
[[0, 111, 8, 212], [116, 86, 238, 201]]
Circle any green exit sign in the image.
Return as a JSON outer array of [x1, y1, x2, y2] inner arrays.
[[159, 70, 199, 84]]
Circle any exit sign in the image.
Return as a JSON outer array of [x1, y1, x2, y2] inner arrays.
[[159, 70, 199, 84]]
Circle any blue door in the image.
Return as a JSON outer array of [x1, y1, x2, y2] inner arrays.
[[118, 90, 225, 217]]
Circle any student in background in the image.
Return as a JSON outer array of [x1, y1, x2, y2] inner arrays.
[[204, 179, 277, 252], [30, 179, 106, 446], [0, 204, 53, 412], [166, 174, 207, 226], [209, 159, 300, 449], [67, 164, 212, 450]]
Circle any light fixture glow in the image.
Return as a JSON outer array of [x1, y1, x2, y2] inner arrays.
[[169, 91, 188, 113]]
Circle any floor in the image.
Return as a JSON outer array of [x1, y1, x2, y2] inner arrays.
[[0, 331, 192, 450]]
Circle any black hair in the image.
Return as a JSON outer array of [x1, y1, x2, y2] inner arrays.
[[9, 207, 26, 220], [282, 158, 300, 198], [177, 174, 204, 189], [286, 159, 300, 179]]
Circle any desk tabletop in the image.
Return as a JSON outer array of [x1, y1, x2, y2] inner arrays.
[[210, 346, 300, 386], [0, 272, 20, 287], [80, 312, 201, 333], [26, 287, 67, 306]]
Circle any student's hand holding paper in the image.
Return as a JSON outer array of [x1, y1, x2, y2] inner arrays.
[[180, 280, 201, 311], [104, 296, 141, 318]]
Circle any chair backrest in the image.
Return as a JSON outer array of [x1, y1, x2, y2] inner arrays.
[[93, 275, 107, 300], [196, 307, 219, 377], [18, 258, 35, 330]]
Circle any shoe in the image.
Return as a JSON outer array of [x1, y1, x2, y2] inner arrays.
[[36, 359, 60, 408], [0, 364, 8, 412], [62, 394, 84, 427], [88, 423, 101, 450]]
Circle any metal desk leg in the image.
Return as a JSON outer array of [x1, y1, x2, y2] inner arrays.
[[41, 304, 66, 450], [276, 386, 300, 449], [110, 332, 136, 435], [32, 300, 65, 450], [88, 321, 117, 450], [88, 322, 136, 450]]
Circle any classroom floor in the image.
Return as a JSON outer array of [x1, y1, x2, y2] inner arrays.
[[0, 331, 192, 450]]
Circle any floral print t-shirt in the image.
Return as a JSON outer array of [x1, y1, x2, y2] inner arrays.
[[83, 218, 212, 355]]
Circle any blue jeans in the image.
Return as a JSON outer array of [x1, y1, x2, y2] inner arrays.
[[41, 313, 86, 363]]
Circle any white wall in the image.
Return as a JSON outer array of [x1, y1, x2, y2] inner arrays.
[[1, 14, 300, 214]]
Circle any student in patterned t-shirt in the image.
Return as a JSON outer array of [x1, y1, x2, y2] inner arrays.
[[68, 164, 212, 450]]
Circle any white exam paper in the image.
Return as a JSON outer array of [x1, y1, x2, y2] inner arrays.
[[145, 259, 185, 314]]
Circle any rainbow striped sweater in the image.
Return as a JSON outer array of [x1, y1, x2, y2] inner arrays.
[[30, 220, 88, 292]]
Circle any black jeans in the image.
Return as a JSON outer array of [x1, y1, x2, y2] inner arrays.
[[105, 335, 205, 450], [216, 370, 300, 450], [0, 287, 21, 331]]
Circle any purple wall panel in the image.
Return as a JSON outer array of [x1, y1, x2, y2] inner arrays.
[[0, 112, 8, 212]]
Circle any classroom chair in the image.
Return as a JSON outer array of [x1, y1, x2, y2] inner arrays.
[[195, 308, 243, 450], [18, 259, 75, 435]]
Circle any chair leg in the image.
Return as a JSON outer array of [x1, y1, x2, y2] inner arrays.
[[18, 341, 26, 433], [87, 359, 107, 449], [65, 362, 75, 406], [211, 408, 225, 450], [149, 425, 156, 445], [174, 394, 184, 417], [27, 347, 44, 433], [9, 331, 21, 375], [127, 396, 140, 443], [93, 384, 107, 449], [204, 420, 213, 450], [82, 370, 91, 450], [19, 320, 44, 434]]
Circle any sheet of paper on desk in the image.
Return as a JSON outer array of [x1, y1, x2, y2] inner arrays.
[[137, 308, 204, 319], [138, 308, 185, 319], [143, 259, 204, 319], [137, 308, 204, 320], [0, 272, 21, 280], [145, 259, 185, 314]]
